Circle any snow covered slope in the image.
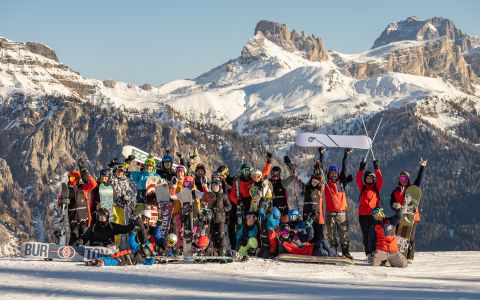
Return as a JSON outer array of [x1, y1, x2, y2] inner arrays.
[[0, 252, 479, 299]]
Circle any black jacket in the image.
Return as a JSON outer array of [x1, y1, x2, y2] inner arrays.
[[82, 222, 134, 247], [212, 192, 232, 224]]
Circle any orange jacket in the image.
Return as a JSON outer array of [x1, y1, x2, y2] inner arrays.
[[325, 180, 347, 213], [373, 220, 399, 252], [229, 162, 272, 205], [356, 168, 383, 215]]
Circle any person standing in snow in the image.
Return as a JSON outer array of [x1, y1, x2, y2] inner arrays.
[[390, 158, 427, 263], [356, 158, 383, 256]]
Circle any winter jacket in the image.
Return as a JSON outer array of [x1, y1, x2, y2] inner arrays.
[[270, 176, 295, 217], [356, 168, 383, 215], [249, 180, 273, 213], [325, 153, 351, 213], [157, 167, 175, 182], [82, 221, 134, 247], [111, 175, 135, 207], [228, 162, 272, 205], [90, 182, 116, 217], [236, 224, 259, 247], [303, 181, 325, 224], [63, 176, 97, 227], [368, 211, 402, 253], [390, 166, 424, 222], [129, 170, 159, 190], [212, 192, 232, 224]]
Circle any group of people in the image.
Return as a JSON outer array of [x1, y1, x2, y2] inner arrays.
[[57, 147, 427, 268]]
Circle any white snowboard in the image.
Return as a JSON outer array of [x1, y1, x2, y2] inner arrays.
[[122, 145, 178, 168], [295, 133, 372, 149]]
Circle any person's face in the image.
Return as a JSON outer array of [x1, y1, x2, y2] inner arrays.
[[212, 184, 221, 193], [329, 171, 338, 180], [399, 175, 409, 186], [311, 178, 320, 186], [98, 214, 108, 222], [252, 174, 261, 183], [146, 164, 155, 172], [164, 162, 172, 169], [115, 169, 125, 178], [176, 170, 185, 180], [374, 212, 384, 221], [196, 169, 205, 177], [246, 217, 255, 226], [241, 168, 251, 178], [100, 175, 109, 183], [365, 175, 374, 184]]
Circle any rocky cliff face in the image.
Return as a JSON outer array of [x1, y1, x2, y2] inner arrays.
[[465, 47, 480, 77], [252, 20, 329, 61], [372, 16, 480, 51], [333, 37, 479, 93]]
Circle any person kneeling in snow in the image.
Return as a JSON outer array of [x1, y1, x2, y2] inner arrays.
[[236, 213, 259, 259], [368, 207, 408, 268], [278, 224, 337, 257]]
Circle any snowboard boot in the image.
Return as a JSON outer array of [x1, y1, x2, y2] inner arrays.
[[341, 245, 354, 260], [96, 260, 105, 267]]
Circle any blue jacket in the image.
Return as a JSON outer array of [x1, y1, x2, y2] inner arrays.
[[266, 214, 280, 231], [236, 224, 258, 246], [129, 170, 159, 190]]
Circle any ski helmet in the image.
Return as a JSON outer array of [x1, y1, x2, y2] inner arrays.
[[140, 241, 154, 256], [328, 165, 339, 173], [175, 165, 186, 173], [68, 170, 81, 179], [165, 233, 178, 248], [117, 162, 129, 172], [364, 171, 376, 183], [271, 166, 281, 179], [372, 207, 385, 221], [183, 176, 195, 188], [272, 207, 281, 220], [211, 171, 222, 180], [240, 164, 252, 175], [195, 163, 206, 174], [162, 154, 173, 163], [99, 169, 109, 177], [97, 207, 109, 220], [216, 165, 229, 176], [144, 157, 156, 168], [252, 169, 262, 181], [271, 166, 281, 174], [288, 209, 301, 222]]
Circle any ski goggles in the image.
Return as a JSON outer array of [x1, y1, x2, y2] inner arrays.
[[211, 180, 221, 187], [183, 181, 194, 188], [399, 175, 409, 183], [69, 176, 76, 182], [280, 229, 290, 236], [241, 168, 251, 176], [245, 214, 257, 222]]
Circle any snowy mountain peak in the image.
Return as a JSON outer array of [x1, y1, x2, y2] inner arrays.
[[0, 37, 59, 62], [254, 20, 328, 62], [373, 16, 480, 52]]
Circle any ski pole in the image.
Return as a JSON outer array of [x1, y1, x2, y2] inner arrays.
[[366, 114, 384, 161], [361, 116, 374, 161]]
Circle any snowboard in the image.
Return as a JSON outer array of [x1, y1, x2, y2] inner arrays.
[[397, 185, 422, 257], [193, 192, 216, 253], [21, 242, 115, 262], [295, 133, 371, 149], [276, 253, 355, 265], [99, 183, 114, 222], [178, 188, 194, 257], [122, 145, 178, 168], [56, 181, 71, 246], [156, 185, 174, 245]]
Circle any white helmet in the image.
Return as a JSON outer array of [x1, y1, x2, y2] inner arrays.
[[165, 233, 178, 248], [252, 169, 262, 181], [140, 210, 152, 219]]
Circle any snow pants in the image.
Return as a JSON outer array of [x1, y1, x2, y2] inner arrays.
[[369, 250, 408, 268], [325, 213, 349, 249], [359, 215, 375, 255]]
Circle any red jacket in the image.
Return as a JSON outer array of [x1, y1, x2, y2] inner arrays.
[[373, 220, 399, 252], [392, 187, 421, 222], [356, 169, 383, 215], [229, 162, 272, 205], [325, 181, 347, 213], [281, 241, 314, 256]]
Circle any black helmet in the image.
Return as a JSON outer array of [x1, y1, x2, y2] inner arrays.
[[271, 166, 281, 174], [364, 171, 376, 183], [99, 169, 109, 177], [195, 163, 206, 173], [97, 208, 109, 219]]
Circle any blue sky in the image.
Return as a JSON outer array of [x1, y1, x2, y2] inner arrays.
[[2, 0, 479, 85]]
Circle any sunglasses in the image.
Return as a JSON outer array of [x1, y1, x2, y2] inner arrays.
[[399, 175, 409, 182], [184, 182, 194, 188]]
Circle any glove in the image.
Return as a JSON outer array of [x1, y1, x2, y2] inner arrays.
[[373, 160, 380, 169], [125, 155, 136, 164], [266, 152, 273, 163], [344, 148, 353, 154], [108, 158, 119, 168], [392, 202, 402, 210], [319, 147, 326, 154], [305, 218, 314, 229], [171, 176, 178, 187], [359, 159, 367, 170]]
